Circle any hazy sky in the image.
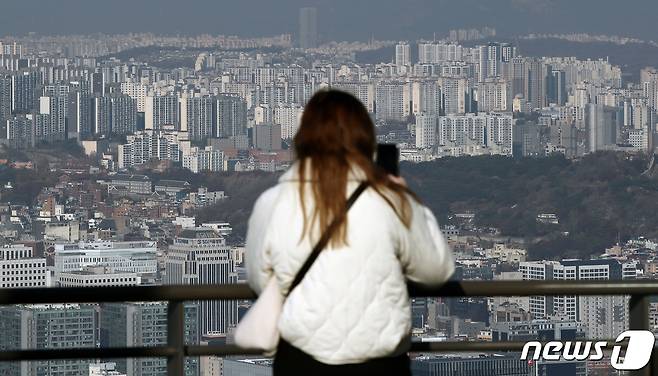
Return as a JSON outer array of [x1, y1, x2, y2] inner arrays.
[[1, 0, 656, 41]]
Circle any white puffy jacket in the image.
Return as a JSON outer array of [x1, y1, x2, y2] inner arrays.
[[245, 163, 454, 364]]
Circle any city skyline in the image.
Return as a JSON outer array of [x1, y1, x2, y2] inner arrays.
[[1, 2, 658, 375], [1, 0, 658, 42]]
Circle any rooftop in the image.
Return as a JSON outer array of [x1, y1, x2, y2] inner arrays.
[[111, 174, 151, 182], [155, 180, 190, 188], [178, 228, 222, 239]]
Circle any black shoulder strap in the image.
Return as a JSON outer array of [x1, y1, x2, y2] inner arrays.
[[287, 181, 369, 296]]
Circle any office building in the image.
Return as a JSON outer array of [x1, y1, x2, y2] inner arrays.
[[54, 241, 158, 281], [57, 266, 141, 287], [491, 318, 583, 342], [411, 353, 530, 376], [0, 304, 98, 376], [520, 259, 635, 339], [0, 244, 48, 288], [101, 302, 200, 376], [491, 319, 586, 376], [223, 359, 272, 376], [165, 228, 238, 336], [89, 363, 127, 376], [107, 174, 153, 195]]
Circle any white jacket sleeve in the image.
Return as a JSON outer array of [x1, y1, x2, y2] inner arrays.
[[245, 187, 279, 295], [398, 200, 455, 286]]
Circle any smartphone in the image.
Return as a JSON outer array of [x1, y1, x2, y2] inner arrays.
[[376, 143, 400, 176]]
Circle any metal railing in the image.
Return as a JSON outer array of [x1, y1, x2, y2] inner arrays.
[[0, 280, 657, 375]]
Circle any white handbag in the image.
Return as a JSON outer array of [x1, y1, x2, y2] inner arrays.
[[234, 182, 369, 354], [234, 277, 283, 354]]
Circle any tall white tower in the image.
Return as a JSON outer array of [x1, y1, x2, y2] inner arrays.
[[395, 42, 411, 68]]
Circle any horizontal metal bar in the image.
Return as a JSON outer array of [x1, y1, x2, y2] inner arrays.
[[0, 347, 177, 362], [187, 339, 626, 357], [409, 280, 658, 297], [0, 339, 638, 362], [1, 280, 658, 305], [0, 281, 655, 365], [184, 342, 535, 356], [0, 284, 256, 305]]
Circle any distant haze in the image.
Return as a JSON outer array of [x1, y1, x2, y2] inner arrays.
[[1, 0, 657, 41]]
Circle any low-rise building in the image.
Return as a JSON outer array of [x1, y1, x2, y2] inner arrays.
[[58, 266, 141, 287], [154, 180, 191, 198], [107, 174, 153, 196], [54, 241, 158, 280]]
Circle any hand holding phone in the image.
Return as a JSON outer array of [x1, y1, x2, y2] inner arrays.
[[376, 143, 400, 176]]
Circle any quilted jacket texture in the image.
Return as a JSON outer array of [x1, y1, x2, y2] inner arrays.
[[245, 162, 455, 364]]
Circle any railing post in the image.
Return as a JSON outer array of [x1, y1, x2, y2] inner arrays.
[[167, 301, 185, 376], [629, 295, 656, 376]]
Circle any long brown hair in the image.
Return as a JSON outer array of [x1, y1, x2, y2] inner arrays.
[[294, 89, 414, 247]]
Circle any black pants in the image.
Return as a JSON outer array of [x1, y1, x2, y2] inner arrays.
[[273, 339, 412, 376]]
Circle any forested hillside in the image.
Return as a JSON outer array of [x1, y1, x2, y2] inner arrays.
[[403, 152, 658, 260], [198, 152, 658, 260]]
